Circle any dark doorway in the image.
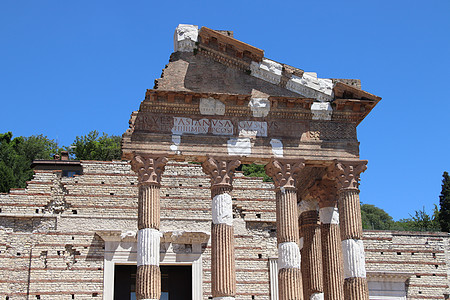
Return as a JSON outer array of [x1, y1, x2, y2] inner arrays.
[[114, 265, 192, 300]]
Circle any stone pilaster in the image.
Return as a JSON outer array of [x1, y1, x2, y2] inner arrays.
[[310, 179, 344, 300], [330, 160, 369, 300], [131, 155, 168, 300], [266, 159, 305, 300], [298, 198, 324, 300], [202, 157, 241, 300]]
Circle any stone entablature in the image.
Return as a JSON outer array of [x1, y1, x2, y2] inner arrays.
[[122, 88, 378, 162]]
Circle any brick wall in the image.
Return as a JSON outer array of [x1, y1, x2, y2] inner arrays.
[[0, 161, 448, 299]]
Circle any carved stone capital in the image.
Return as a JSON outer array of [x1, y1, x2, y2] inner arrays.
[[329, 160, 367, 190], [131, 154, 168, 186], [265, 159, 305, 191], [202, 157, 241, 190], [309, 179, 338, 208]]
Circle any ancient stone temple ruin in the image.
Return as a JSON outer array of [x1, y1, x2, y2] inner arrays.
[[122, 24, 380, 300], [1, 24, 449, 300]]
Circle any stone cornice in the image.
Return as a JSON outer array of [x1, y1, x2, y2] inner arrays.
[[140, 89, 372, 123], [96, 230, 210, 244], [366, 271, 413, 282], [199, 26, 264, 62]]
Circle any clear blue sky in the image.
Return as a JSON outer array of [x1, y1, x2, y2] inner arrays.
[[1, 1, 449, 221]]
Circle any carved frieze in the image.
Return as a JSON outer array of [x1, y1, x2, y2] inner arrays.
[[265, 159, 305, 190], [134, 112, 308, 140], [131, 155, 168, 186], [309, 121, 357, 141]]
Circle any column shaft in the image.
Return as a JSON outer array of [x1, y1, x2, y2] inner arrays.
[[332, 161, 369, 300], [338, 189, 363, 240], [136, 265, 161, 299], [202, 158, 240, 300], [132, 155, 167, 300], [338, 189, 369, 300], [211, 222, 236, 297], [277, 189, 303, 300], [277, 189, 300, 244], [279, 268, 302, 300], [321, 222, 344, 300], [266, 159, 305, 300], [299, 209, 323, 299], [138, 185, 160, 230], [309, 179, 344, 300]]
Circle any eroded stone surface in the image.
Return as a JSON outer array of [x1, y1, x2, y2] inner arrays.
[[212, 193, 233, 226], [227, 138, 251, 156], [278, 242, 301, 269], [174, 24, 198, 52], [319, 207, 340, 225], [342, 239, 367, 279], [249, 97, 270, 117], [311, 102, 333, 120], [137, 228, 162, 267]]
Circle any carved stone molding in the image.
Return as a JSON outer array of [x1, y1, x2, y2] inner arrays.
[[162, 231, 210, 245], [309, 121, 357, 141], [309, 179, 338, 208], [265, 159, 305, 191], [329, 160, 367, 190], [131, 154, 168, 186], [201, 157, 241, 190]]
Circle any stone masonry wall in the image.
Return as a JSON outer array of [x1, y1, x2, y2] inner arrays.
[[0, 161, 449, 299]]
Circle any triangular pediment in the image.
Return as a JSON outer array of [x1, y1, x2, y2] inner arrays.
[[155, 25, 380, 104]]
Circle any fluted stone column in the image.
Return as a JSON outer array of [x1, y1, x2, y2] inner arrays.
[[330, 160, 369, 300], [298, 198, 324, 300], [131, 155, 168, 300], [310, 179, 344, 300], [202, 157, 241, 300], [266, 159, 305, 300]]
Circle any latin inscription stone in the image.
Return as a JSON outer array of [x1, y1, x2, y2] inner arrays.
[[171, 117, 233, 136], [136, 113, 308, 140], [199, 98, 225, 115], [238, 121, 267, 137]]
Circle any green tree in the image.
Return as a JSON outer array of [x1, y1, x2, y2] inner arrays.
[[439, 171, 450, 232], [360, 204, 394, 230], [241, 164, 272, 182], [0, 132, 59, 193], [393, 206, 440, 232], [69, 130, 121, 161]]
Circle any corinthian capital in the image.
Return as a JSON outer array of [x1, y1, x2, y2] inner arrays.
[[265, 159, 305, 191], [329, 160, 367, 190], [202, 157, 241, 188], [131, 154, 168, 186], [309, 179, 337, 208]]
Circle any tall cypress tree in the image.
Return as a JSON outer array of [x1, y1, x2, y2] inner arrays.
[[439, 171, 450, 232]]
